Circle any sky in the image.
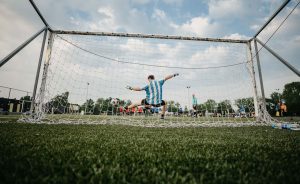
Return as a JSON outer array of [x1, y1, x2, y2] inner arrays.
[[0, 0, 299, 108]]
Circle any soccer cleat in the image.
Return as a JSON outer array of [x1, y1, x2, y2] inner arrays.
[[160, 114, 165, 119]]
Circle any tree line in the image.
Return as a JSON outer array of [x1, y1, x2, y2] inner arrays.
[[19, 82, 298, 116], [45, 92, 254, 115], [266, 82, 300, 116]]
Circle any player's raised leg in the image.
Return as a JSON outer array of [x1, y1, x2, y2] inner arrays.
[[161, 100, 167, 119]]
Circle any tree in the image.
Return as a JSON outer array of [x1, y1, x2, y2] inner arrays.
[[81, 99, 94, 114], [94, 98, 106, 114], [20, 95, 31, 112], [93, 97, 122, 115], [184, 106, 188, 114], [167, 100, 179, 112], [94, 97, 112, 114], [117, 98, 126, 106], [270, 92, 281, 104], [196, 104, 205, 111], [235, 98, 254, 113], [20, 95, 31, 101], [217, 100, 234, 114], [203, 99, 217, 113], [282, 82, 300, 116], [265, 98, 276, 116], [267, 91, 281, 115], [48, 92, 69, 114]]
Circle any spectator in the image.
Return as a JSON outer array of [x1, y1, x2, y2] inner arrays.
[[192, 94, 198, 117], [275, 101, 280, 117], [280, 100, 287, 117]]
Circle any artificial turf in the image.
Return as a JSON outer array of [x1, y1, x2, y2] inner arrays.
[[0, 121, 299, 183]]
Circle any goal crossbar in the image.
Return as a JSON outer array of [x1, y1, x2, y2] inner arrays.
[[52, 30, 249, 44]]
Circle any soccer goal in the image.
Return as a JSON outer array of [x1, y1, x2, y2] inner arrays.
[[1, 0, 297, 127], [18, 30, 273, 127]]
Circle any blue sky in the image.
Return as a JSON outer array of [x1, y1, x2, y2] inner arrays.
[[0, 0, 299, 107]]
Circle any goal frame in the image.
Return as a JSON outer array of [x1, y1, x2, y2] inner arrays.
[[0, 0, 298, 123]]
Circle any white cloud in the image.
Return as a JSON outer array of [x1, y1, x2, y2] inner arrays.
[[152, 9, 167, 21], [249, 3, 300, 98], [190, 46, 229, 65], [97, 7, 114, 18], [208, 0, 282, 21], [257, 5, 300, 64], [173, 16, 220, 37], [208, 0, 246, 19], [258, 6, 300, 41], [250, 24, 260, 31], [70, 16, 80, 26]]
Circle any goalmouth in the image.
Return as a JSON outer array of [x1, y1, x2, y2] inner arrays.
[[1, 0, 298, 127], [18, 29, 273, 127]]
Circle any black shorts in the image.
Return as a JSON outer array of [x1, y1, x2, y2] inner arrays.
[[192, 105, 197, 110], [141, 99, 165, 107]]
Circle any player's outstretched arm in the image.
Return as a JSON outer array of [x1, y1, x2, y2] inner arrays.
[[126, 85, 142, 91], [164, 73, 179, 81]]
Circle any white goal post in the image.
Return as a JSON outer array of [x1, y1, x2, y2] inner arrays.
[[0, 0, 296, 127], [20, 30, 275, 127]]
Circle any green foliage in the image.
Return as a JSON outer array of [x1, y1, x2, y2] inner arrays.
[[95, 98, 110, 114], [167, 100, 180, 112], [235, 98, 254, 113], [20, 95, 31, 101], [184, 106, 188, 114], [265, 98, 276, 115], [203, 99, 217, 112], [270, 92, 281, 104], [196, 100, 233, 115], [46, 81, 299, 117], [19, 95, 32, 112], [48, 92, 69, 113], [217, 100, 234, 114], [0, 123, 300, 183], [267, 82, 300, 116], [282, 82, 300, 115], [82, 97, 124, 115], [81, 99, 95, 114]]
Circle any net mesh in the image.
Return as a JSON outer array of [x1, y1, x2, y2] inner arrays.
[[20, 33, 274, 127]]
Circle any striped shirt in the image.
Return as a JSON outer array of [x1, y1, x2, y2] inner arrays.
[[192, 96, 197, 105], [142, 79, 165, 105]]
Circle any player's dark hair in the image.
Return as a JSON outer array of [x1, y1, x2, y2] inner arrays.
[[148, 75, 155, 80]]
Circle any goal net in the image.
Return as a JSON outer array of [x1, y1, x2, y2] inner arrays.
[[21, 32, 272, 127]]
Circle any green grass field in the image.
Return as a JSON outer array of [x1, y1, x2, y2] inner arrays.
[[0, 116, 300, 183]]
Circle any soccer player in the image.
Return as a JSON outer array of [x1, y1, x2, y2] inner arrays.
[[126, 73, 179, 119], [192, 94, 198, 117]]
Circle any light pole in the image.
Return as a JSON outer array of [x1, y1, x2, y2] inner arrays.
[[85, 82, 89, 114], [187, 86, 191, 110]]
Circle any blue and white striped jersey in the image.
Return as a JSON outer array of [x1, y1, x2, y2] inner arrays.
[[142, 79, 165, 105], [192, 96, 198, 105]]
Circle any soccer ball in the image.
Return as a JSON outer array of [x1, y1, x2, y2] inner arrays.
[[110, 98, 119, 106]]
